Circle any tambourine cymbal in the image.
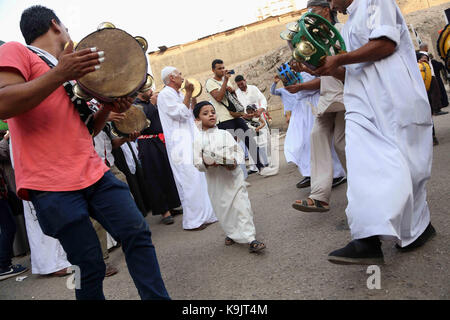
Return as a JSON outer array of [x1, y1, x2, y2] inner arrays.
[[280, 30, 297, 41], [286, 22, 300, 33], [181, 78, 202, 98]]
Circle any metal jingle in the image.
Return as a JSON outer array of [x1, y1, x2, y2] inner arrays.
[[296, 40, 317, 57], [135, 36, 148, 52], [97, 22, 116, 31], [292, 49, 306, 62], [139, 74, 154, 93], [64, 41, 78, 50], [72, 84, 92, 101], [286, 22, 300, 33], [280, 30, 296, 41], [304, 16, 317, 26]]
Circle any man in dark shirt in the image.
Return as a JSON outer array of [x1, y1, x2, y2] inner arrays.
[[135, 89, 182, 225]]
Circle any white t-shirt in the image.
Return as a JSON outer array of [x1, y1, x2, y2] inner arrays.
[[235, 85, 267, 110], [205, 78, 234, 123]]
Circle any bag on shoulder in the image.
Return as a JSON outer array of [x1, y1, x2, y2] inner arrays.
[[207, 79, 244, 113], [223, 91, 245, 113]]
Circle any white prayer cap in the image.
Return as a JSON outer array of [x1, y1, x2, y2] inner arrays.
[[161, 66, 177, 83]]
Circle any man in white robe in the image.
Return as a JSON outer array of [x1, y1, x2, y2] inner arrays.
[[157, 67, 217, 230], [284, 71, 346, 188], [315, 0, 435, 264]]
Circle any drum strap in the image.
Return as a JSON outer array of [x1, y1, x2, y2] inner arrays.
[[27, 48, 96, 135]]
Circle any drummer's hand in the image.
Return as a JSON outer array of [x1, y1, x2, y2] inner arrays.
[[107, 112, 126, 122], [127, 131, 141, 142], [104, 97, 134, 113], [184, 80, 194, 94], [274, 75, 281, 83], [55, 41, 104, 82], [313, 55, 341, 77], [285, 83, 302, 93]]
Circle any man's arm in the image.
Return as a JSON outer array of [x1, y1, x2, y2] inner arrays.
[[111, 131, 140, 150], [314, 38, 396, 78], [285, 78, 321, 94], [0, 43, 102, 119], [208, 73, 231, 103]]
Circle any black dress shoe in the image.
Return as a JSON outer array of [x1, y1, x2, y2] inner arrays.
[[296, 177, 311, 189], [396, 223, 436, 252], [247, 170, 258, 175], [161, 215, 174, 225], [328, 236, 384, 265], [332, 176, 347, 188], [433, 111, 449, 116]]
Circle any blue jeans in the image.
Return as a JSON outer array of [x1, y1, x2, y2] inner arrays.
[[0, 198, 16, 270], [30, 171, 170, 300]]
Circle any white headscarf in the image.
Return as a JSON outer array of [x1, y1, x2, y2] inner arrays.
[[161, 66, 177, 84]]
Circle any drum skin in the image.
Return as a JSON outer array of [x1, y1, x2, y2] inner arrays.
[[418, 62, 432, 91], [112, 105, 149, 136], [75, 28, 147, 101]]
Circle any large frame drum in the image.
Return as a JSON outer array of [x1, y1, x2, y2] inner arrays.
[[75, 27, 148, 102]]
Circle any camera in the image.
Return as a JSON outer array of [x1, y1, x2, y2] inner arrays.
[[227, 70, 235, 75]]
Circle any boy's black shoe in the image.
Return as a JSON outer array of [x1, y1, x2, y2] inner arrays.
[[328, 236, 384, 265], [396, 223, 436, 252]]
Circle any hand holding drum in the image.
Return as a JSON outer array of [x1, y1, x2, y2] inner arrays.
[[184, 79, 194, 94], [55, 41, 104, 82]]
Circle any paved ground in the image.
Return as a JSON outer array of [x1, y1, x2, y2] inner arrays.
[[1, 112, 449, 300]]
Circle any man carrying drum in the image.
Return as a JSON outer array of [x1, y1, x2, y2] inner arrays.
[[0, 5, 169, 300], [289, 0, 347, 212], [315, 0, 435, 264]]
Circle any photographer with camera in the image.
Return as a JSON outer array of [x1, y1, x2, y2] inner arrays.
[[205, 59, 273, 176]]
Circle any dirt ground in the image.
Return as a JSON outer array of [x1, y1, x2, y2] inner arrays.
[[1, 111, 449, 300]]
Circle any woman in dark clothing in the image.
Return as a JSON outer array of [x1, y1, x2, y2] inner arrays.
[[431, 58, 449, 109], [135, 90, 182, 225]]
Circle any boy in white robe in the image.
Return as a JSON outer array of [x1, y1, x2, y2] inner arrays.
[[193, 101, 266, 253], [315, 0, 435, 264]]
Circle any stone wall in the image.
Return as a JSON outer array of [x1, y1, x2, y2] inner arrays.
[[148, 9, 307, 88], [148, 1, 450, 89]]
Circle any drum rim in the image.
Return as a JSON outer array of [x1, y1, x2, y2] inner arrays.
[[75, 28, 148, 102]]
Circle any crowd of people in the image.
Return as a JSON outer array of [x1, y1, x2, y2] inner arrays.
[[0, 0, 447, 299]]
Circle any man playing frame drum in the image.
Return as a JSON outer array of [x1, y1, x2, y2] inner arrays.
[[0, 5, 170, 299]]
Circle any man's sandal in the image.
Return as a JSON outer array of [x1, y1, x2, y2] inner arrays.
[[249, 240, 266, 253], [292, 198, 330, 212], [225, 237, 235, 246]]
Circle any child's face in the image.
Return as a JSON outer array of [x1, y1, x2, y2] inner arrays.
[[198, 105, 217, 128], [246, 109, 255, 116], [419, 56, 429, 63]]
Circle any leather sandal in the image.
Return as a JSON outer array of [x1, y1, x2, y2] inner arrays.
[[249, 240, 266, 253], [292, 198, 330, 212]]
